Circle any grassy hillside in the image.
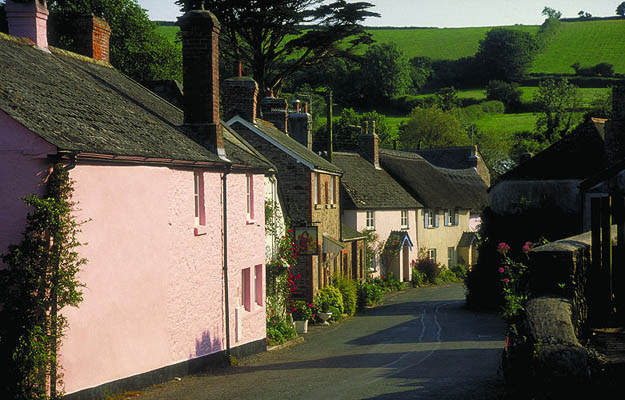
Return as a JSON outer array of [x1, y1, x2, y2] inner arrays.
[[158, 19, 625, 74]]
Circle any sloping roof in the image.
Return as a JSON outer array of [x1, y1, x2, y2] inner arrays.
[[383, 231, 413, 253], [414, 146, 478, 170], [493, 118, 607, 185], [341, 223, 366, 242], [0, 33, 271, 170], [228, 116, 342, 174], [332, 152, 421, 209], [379, 149, 487, 211], [458, 231, 477, 248], [436, 167, 489, 212]]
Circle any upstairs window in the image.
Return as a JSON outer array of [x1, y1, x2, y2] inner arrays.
[[444, 209, 457, 226], [401, 210, 409, 229], [424, 209, 438, 228], [366, 211, 375, 230], [331, 176, 337, 204], [194, 171, 205, 226], [313, 173, 320, 205]]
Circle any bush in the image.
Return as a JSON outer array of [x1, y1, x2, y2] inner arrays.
[[480, 100, 505, 114], [357, 280, 384, 309], [486, 80, 522, 109], [456, 104, 485, 123], [314, 286, 344, 321], [439, 267, 458, 283], [411, 267, 427, 287], [414, 257, 441, 284], [332, 276, 358, 317], [266, 317, 297, 347], [450, 264, 469, 280], [291, 300, 313, 321]]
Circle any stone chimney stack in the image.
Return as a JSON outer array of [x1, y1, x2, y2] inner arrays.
[[358, 120, 380, 169], [5, 0, 49, 50], [288, 99, 313, 149], [178, 9, 225, 158], [261, 92, 288, 133], [73, 14, 112, 63], [222, 61, 259, 122]]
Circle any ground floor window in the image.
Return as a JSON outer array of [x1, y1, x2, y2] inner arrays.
[[427, 248, 437, 262], [447, 247, 455, 267]]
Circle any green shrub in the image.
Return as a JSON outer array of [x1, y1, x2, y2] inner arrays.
[[480, 100, 505, 114], [379, 272, 407, 291], [450, 264, 469, 280], [292, 300, 313, 321], [314, 286, 344, 321], [485, 80, 522, 109], [332, 276, 358, 317], [357, 280, 384, 309], [411, 267, 427, 287], [414, 257, 441, 284], [439, 267, 458, 282], [266, 316, 296, 347]]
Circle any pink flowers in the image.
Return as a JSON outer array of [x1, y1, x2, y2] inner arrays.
[[498, 267, 505, 273], [497, 242, 510, 255], [522, 241, 533, 254], [503, 278, 510, 284]]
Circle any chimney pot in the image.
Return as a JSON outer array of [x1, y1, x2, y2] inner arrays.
[[72, 14, 111, 63]]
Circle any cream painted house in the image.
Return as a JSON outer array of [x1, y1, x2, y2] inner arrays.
[[380, 149, 489, 268]]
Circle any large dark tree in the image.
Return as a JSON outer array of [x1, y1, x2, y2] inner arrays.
[[176, 0, 379, 97], [47, 0, 181, 82], [475, 28, 538, 82]]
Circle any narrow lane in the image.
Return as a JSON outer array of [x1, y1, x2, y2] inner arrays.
[[138, 283, 506, 399]]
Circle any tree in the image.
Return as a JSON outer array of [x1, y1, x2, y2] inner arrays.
[[618, 2, 625, 17], [46, 0, 181, 83], [398, 107, 469, 149], [408, 56, 433, 92], [435, 87, 460, 111], [176, 0, 379, 98], [578, 10, 592, 19], [359, 43, 411, 101], [533, 78, 580, 143], [486, 80, 522, 110], [541, 6, 562, 19], [334, 108, 393, 149], [475, 28, 538, 82]]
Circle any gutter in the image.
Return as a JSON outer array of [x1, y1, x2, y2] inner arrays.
[[222, 163, 233, 361]]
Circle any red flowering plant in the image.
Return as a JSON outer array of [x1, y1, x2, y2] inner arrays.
[[496, 241, 533, 320]]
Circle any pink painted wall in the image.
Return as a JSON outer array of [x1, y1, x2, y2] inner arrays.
[[59, 165, 266, 394], [0, 110, 56, 266], [0, 115, 266, 394]]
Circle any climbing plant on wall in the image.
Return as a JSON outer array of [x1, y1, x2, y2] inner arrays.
[[0, 163, 87, 400]]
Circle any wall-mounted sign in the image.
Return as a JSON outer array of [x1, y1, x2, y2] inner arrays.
[[294, 226, 318, 255]]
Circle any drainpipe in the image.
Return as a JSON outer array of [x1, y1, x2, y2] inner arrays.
[[222, 164, 232, 361]]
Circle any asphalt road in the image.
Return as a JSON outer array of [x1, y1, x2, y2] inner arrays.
[[137, 283, 506, 399]]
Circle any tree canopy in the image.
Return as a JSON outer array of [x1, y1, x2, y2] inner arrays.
[[541, 6, 562, 20], [475, 28, 538, 82], [617, 2, 625, 17], [533, 78, 580, 143], [358, 43, 411, 101], [45, 0, 180, 83], [398, 107, 469, 150], [175, 0, 379, 97]]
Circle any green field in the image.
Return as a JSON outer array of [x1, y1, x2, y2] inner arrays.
[[157, 19, 625, 74]]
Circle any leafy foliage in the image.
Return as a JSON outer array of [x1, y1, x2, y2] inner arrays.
[[618, 2, 625, 17], [176, 0, 379, 97], [356, 280, 383, 308], [533, 78, 581, 143], [0, 164, 86, 400], [475, 28, 538, 82], [47, 0, 181, 82], [359, 42, 412, 101], [314, 285, 344, 321], [266, 317, 296, 346], [332, 276, 357, 317], [486, 80, 522, 110], [398, 107, 469, 149], [333, 108, 393, 149]]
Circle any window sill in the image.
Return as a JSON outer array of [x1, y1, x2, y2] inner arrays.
[[246, 219, 256, 225], [401, 226, 409, 230], [314, 204, 323, 210], [194, 226, 208, 236], [330, 204, 337, 209]]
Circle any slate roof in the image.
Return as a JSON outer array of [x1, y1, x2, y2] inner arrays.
[[229, 117, 342, 174], [414, 146, 478, 170], [0, 33, 272, 170], [383, 231, 413, 253], [458, 231, 477, 248], [492, 118, 607, 185], [341, 224, 366, 242], [379, 149, 488, 212], [332, 152, 421, 210]]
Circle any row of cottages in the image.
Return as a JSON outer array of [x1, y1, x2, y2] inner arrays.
[[220, 69, 366, 301], [490, 84, 625, 236], [0, 3, 282, 398], [332, 120, 490, 279]]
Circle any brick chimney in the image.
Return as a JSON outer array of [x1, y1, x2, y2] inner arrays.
[[288, 99, 312, 149], [72, 14, 111, 63], [178, 9, 226, 158], [5, 0, 49, 50], [605, 84, 625, 165], [261, 92, 288, 133], [358, 120, 380, 169], [222, 61, 259, 122]]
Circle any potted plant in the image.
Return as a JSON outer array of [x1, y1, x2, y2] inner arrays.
[[292, 300, 313, 333]]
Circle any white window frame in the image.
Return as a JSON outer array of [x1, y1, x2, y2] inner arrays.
[[366, 211, 375, 230], [313, 172, 320, 205], [401, 210, 409, 229], [424, 209, 438, 228], [427, 248, 437, 262], [246, 174, 254, 221], [444, 209, 457, 226], [194, 172, 201, 225], [331, 175, 337, 204]]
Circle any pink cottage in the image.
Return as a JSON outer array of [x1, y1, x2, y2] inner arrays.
[[0, 1, 273, 397]]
